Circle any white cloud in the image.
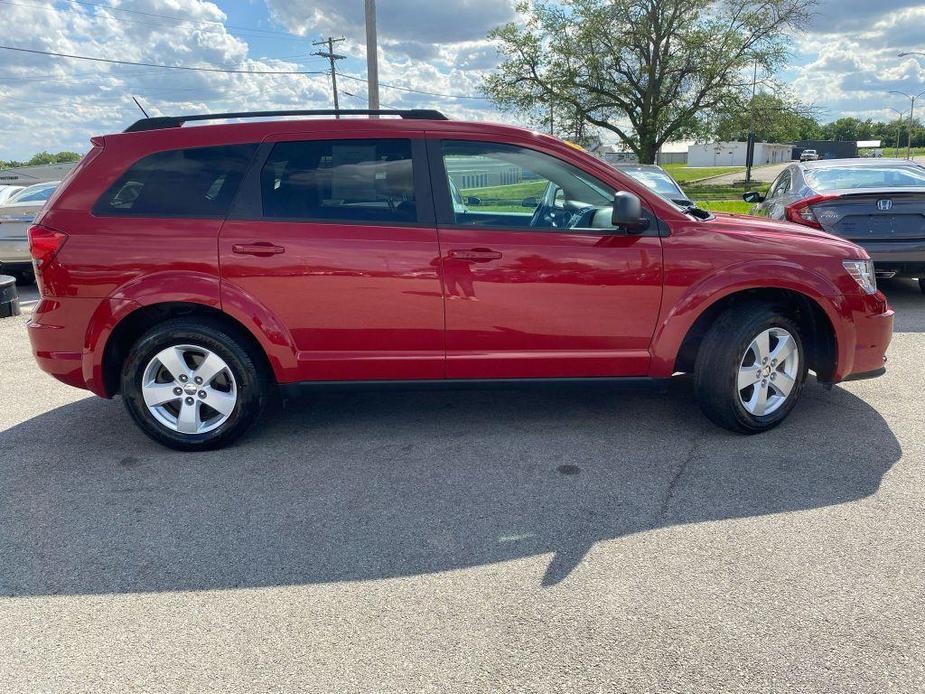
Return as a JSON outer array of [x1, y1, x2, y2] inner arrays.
[[0, 0, 332, 159], [789, 1, 925, 124]]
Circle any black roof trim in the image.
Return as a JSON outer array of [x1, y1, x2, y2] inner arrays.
[[123, 109, 449, 133]]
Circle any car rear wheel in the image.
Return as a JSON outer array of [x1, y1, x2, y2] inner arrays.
[[694, 302, 807, 433], [121, 318, 269, 451]]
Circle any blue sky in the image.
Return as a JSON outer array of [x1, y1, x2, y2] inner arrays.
[[1, 0, 924, 160]]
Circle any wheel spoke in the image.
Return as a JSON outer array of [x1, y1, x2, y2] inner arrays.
[[753, 330, 770, 363], [156, 346, 188, 381], [770, 334, 795, 364], [747, 382, 770, 416], [204, 388, 236, 416], [738, 366, 760, 390], [142, 382, 180, 408], [772, 371, 795, 398], [194, 352, 226, 385], [176, 400, 201, 434]]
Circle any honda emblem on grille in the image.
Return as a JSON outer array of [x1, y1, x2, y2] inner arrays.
[[877, 199, 893, 211]]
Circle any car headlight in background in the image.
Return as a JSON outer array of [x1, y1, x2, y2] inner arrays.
[[843, 259, 877, 295]]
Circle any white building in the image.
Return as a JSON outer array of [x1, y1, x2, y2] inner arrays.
[[687, 142, 792, 167]]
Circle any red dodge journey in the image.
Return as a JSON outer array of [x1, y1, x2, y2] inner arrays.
[[26, 109, 894, 450]]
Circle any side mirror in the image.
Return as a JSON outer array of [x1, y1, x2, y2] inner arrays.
[[611, 191, 650, 232], [521, 196, 538, 208], [743, 191, 765, 203], [465, 196, 481, 206]]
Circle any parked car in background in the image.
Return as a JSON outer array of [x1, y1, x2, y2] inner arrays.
[[0, 185, 25, 205], [612, 163, 694, 207], [744, 159, 925, 292], [0, 180, 59, 283], [800, 149, 820, 162], [27, 109, 892, 450]]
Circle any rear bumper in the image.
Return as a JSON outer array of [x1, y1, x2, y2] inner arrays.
[[27, 295, 139, 396], [856, 240, 925, 277], [0, 236, 30, 265]]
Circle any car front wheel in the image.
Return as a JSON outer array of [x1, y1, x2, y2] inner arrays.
[[121, 318, 269, 451], [694, 302, 807, 433]]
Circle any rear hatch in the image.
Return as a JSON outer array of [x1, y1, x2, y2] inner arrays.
[[812, 188, 925, 241]]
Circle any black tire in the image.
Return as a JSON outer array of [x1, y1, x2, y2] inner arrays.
[[120, 317, 270, 451], [694, 302, 807, 434], [918, 277, 925, 294]]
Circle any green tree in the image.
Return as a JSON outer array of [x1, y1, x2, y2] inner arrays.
[[483, 0, 814, 163], [0, 151, 83, 169], [711, 93, 820, 143]]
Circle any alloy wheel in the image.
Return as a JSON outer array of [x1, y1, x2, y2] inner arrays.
[[141, 344, 238, 434], [737, 327, 799, 417]]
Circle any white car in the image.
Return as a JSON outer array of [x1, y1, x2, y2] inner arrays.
[[0, 185, 25, 205], [800, 149, 820, 162], [0, 181, 59, 283]]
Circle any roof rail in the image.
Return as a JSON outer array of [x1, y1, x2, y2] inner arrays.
[[123, 109, 449, 133]]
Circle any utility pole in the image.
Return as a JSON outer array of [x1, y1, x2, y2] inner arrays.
[[744, 59, 758, 188], [313, 36, 346, 117], [365, 0, 379, 114]]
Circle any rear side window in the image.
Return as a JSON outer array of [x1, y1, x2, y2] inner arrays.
[[261, 139, 416, 223], [94, 144, 257, 217]]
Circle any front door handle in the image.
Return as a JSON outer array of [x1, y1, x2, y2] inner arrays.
[[447, 248, 503, 262], [232, 242, 285, 257]]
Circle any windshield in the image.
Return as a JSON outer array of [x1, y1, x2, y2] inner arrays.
[[805, 165, 925, 191], [622, 169, 682, 197]]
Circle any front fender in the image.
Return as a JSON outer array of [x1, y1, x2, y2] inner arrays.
[[649, 260, 848, 378]]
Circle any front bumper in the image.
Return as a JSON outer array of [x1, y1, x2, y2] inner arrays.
[[837, 291, 893, 381]]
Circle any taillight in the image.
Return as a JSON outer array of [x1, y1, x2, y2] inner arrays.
[[28, 224, 68, 271], [784, 194, 839, 229]]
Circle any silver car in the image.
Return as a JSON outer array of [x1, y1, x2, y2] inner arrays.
[[0, 181, 59, 282], [612, 163, 693, 207], [744, 159, 925, 292]]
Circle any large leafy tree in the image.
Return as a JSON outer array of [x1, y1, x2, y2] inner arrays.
[[483, 0, 814, 163]]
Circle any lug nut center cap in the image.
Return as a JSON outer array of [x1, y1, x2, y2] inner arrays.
[[184, 384, 198, 396]]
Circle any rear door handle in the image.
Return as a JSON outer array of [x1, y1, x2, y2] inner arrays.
[[447, 248, 503, 262], [232, 242, 285, 257]]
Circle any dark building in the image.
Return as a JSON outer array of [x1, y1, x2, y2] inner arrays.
[[791, 140, 858, 161]]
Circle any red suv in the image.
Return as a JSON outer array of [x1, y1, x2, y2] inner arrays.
[[27, 109, 894, 450]]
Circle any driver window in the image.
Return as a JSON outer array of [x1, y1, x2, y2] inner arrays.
[[441, 140, 618, 230]]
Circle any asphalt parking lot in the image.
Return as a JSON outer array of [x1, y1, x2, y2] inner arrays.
[[1, 283, 923, 693]]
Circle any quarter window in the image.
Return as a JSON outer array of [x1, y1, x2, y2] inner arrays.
[[260, 139, 416, 223], [94, 144, 256, 217]]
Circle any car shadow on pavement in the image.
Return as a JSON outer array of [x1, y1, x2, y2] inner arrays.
[[0, 375, 901, 596]]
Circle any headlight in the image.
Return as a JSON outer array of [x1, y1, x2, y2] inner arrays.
[[843, 259, 877, 295]]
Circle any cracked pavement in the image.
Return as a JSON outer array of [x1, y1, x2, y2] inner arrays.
[[1, 281, 923, 693]]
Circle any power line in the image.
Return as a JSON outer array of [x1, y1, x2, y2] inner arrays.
[[0, 44, 327, 76], [0, 45, 486, 102], [312, 36, 346, 116], [338, 73, 483, 100]]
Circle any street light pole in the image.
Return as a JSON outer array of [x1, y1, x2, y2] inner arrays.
[[889, 89, 925, 159], [745, 60, 758, 188], [887, 107, 906, 157]]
